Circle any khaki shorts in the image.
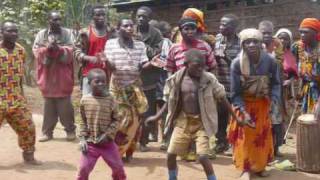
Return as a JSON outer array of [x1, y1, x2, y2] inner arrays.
[[167, 112, 209, 155]]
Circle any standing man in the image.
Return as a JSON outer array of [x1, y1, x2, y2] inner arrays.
[[258, 20, 283, 64], [74, 4, 113, 95], [104, 18, 157, 161], [0, 21, 38, 164], [33, 11, 76, 142], [214, 14, 241, 154], [258, 20, 285, 158], [135, 6, 163, 151]]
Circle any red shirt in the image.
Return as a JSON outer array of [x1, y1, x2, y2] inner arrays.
[[82, 25, 108, 76], [166, 39, 216, 73]]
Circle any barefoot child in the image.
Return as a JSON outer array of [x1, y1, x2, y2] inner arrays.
[[146, 49, 237, 180], [77, 68, 126, 180]]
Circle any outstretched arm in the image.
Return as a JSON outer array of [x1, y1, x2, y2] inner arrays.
[[144, 102, 168, 126]]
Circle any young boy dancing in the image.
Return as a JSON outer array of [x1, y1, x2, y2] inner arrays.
[[146, 49, 237, 180], [77, 68, 126, 180]]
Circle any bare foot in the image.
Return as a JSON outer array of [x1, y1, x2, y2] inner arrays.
[[239, 171, 250, 180], [24, 159, 42, 166], [256, 170, 270, 177]]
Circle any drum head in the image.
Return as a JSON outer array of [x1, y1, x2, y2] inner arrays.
[[297, 114, 317, 124]]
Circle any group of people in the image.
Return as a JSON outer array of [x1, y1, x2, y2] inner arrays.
[[1, 3, 320, 180]]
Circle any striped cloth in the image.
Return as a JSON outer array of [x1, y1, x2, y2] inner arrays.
[[214, 34, 241, 96], [104, 38, 148, 88], [166, 39, 216, 73], [79, 94, 120, 144]]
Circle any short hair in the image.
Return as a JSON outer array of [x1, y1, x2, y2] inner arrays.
[[184, 48, 205, 64], [117, 18, 133, 29], [149, 19, 159, 28], [91, 4, 106, 16], [48, 10, 61, 19], [137, 6, 152, 15], [1, 20, 16, 31], [222, 14, 239, 27], [259, 20, 274, 31], [158, 21, 171, 34], [87, 68, 106, 84]]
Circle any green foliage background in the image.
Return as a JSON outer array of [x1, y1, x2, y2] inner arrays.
[[0, 0, 124, 86]]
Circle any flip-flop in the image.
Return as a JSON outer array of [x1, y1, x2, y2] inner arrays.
[[274, 160, 296, 171]]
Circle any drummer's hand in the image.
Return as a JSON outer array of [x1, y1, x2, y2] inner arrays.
[[314, 100, 320, 120], [283, 79, 292, 86]]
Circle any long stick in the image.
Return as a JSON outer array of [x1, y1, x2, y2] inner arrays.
[[283, 101, 299, 141]]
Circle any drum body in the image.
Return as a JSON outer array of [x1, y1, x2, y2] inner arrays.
[[296, 114, 320, 173]]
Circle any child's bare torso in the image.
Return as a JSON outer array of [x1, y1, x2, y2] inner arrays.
[[181, 74, 200, 115]]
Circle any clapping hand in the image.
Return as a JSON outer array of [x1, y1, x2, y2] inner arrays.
[[150, 54, 166, 68]]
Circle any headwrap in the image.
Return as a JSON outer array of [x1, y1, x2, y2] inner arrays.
[[239, 28, 263, 75], [182, 8, 206, 32], [275, 28, 293, 44], [299, 18, 320, 41], [178, 18, 197, 29], [299, 18, 320, 32]]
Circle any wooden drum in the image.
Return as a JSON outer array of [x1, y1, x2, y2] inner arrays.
[[296, 114, 320, 173]]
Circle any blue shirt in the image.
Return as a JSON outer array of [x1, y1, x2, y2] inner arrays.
[[230, 51, 281, 110]]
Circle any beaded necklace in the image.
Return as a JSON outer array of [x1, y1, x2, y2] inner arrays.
[[297, 40, 320, 77]]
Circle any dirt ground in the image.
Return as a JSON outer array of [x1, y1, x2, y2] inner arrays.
[[0, 86, 320, 180]]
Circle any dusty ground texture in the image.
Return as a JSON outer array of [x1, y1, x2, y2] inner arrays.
[[0, 86, 320, 180]]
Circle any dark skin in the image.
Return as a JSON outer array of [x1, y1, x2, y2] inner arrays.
[[1, 22, 40, 165], [219, 17, 238, 43], [136, 9, 151, 33], [82, 8, 107, 64], [110, 19, 156, 71], [277, 32, 294, 86], [79, 72, 111, 154], [167, 60, 214, 177], [299, 27, 320, 120], [299, 27, 318, 49], [146, 59, 238, 178], [259, 25, 273, 46], [1, 22, 24, 94], [277, 32, 291, 50], [180, 25, 197, 47], [47, 12, 62, 52], [167, 24, 198, 77], [241, 38, 269, 177]]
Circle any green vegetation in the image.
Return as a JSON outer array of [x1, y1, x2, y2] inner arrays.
[[0, 0, 123, 86]]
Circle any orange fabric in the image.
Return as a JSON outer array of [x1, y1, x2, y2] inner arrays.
[[182, 8, 206, 32], [300, 18, 320, 41], [228, 97, 274, 172], [300, 18, 320, 32]]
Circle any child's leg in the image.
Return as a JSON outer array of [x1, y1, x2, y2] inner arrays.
[[195, 130, 216, 180], [100, 141, 126, 180], [77, 144, 100, 180], [167, 126, 191, 180], [198, 155, 215, 179], [167, 153, 178, 180]]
